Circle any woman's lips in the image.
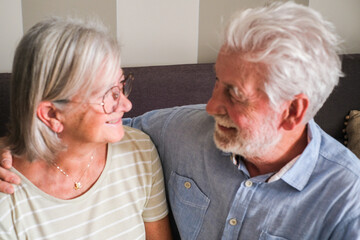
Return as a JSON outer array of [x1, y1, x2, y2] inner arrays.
[[106, 118, 122, 124]]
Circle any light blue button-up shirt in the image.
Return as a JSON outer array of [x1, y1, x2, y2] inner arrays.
[[124, 104, 360, 240]]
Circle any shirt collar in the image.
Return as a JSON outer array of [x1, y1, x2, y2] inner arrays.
[[230, 119, 321, 191], [280, 119, 321, 191]]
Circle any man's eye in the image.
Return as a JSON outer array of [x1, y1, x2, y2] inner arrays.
[[229, 88, 246, 103]]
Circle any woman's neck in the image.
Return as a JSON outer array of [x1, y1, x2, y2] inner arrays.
[[13, 143, 107, 199]]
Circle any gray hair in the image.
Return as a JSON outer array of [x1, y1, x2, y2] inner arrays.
[[222, 2, 343, 122], [7, 17, 122, 162]]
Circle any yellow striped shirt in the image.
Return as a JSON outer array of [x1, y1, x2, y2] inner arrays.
[[0, 126, 168, 239]]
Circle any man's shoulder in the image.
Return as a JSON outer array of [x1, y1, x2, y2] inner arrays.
[[157, 104, 214, 133], [127, 104, 213, 132], [145, 104, 209, 120], [162, 104, 211, 123], [315, 123, 360, 178]]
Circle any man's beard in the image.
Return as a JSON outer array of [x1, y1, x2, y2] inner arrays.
[[213, 113, 282, 159]]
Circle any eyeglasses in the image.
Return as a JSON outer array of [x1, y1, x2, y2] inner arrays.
[[55, 73, 134, 114]]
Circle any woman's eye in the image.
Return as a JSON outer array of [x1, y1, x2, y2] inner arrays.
[[113, 92, 120, 100]]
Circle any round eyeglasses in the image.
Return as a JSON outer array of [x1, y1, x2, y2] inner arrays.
[[54, 73, 134, 114]]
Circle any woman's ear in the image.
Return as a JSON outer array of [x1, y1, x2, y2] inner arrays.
[[36, 101, 64, 133], [280, 94, 309, 131]]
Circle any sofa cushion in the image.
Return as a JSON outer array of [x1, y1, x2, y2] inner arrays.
[[314, 54, 360, 142], [123, 63, 215, 117], [345, 110, 360, 158], [0, 73, 10, 137]]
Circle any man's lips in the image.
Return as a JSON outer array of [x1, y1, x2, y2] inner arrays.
[[217, 123, 237, 132]]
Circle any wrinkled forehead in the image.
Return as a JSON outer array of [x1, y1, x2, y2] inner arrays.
[[215, 50, 267, 86]]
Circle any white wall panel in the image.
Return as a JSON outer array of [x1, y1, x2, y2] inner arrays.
[[198, 0, 267, 63], [117, 0, 199, 67], [309, 0, 360, 54], [0, 0, 23, 72], [21, 0, 117, 38]]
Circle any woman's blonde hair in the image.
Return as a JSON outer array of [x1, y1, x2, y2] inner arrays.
[[7, 17, 122, 162]]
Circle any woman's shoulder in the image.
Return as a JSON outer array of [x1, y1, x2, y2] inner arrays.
[[123, 125, 151, 140], [109, 126, 155, 157], [108, 127, 160, 179]]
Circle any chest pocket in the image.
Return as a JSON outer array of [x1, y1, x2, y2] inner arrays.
[[259, 231, 289, 240], [168, 172, 210, 240]]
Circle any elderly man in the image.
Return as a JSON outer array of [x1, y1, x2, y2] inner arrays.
[[1, 2, 360, 239]]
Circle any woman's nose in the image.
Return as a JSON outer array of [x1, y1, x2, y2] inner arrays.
[[115, 93, 132, 113]]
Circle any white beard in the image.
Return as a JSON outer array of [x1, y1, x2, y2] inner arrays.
[[213, 113, 282, 159]]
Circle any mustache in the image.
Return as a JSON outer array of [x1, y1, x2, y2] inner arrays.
[[213, 115, 238, 129]]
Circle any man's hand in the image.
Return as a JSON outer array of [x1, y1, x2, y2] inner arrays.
[[0, 148, 21, 194]]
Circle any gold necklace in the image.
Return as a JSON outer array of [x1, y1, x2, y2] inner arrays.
[[53, 152, 94, 190]]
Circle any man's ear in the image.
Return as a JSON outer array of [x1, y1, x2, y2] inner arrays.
[[280, 94, 309, 131], [36, 101, 64, 133]]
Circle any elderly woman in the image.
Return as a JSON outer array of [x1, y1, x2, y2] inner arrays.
[[0, 18, 171, 239]]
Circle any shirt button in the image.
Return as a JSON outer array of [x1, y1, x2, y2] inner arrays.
[[184, 181, 191, 189], [245, 180, 253, 187], [229, 218, 237, 226]]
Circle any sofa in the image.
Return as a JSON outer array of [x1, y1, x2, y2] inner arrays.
[[0, 54, 360, 148]]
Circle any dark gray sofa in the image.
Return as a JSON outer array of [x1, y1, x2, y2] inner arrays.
[[0, 54, 359, 144]]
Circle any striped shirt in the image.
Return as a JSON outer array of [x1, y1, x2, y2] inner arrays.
[[0, 126, 168, 240]]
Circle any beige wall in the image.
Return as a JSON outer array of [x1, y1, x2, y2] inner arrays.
[[0, 0, 23, 72], [198, 0, 267, 63], [309, 0, 360, 53], [21, 0, 117, 38], [117, 0, 200, 67]]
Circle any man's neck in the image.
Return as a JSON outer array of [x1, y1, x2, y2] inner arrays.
[[244, 124, 308, 177]]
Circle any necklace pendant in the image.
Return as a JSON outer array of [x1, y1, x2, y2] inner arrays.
[[74, 182, 82, 190]]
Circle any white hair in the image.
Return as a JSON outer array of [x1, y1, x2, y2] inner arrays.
[[222, 2, 343, 122]]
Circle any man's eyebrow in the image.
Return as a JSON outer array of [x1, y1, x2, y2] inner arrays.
[[219, 80, 236, 91], [213, 69, 243, 96], [224, 82, 248, 99]]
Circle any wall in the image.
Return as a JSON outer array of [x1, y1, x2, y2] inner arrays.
[[197, 0, 310, 63], [309, 0, 360, 53], [0, 0, 23, 72], [117, 0, 200, 67], [21, 0, 117, 38], [0, 0, 359, 72], [198, 0, 267, 63]]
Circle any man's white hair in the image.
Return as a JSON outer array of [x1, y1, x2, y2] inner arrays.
[[222, 2, 343, 122]]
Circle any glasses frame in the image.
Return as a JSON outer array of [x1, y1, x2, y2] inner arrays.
[[54, 72, 134, 114], [98, 73, 134, 114]]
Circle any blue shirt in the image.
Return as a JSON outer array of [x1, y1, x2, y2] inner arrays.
[[124, 104, 360, 240]]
